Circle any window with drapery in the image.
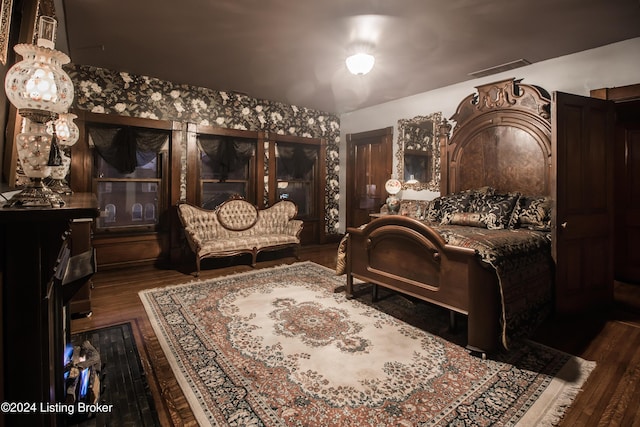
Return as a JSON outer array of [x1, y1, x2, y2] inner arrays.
[[88, 125, 170, 230], [275, 143, 318, 217], [197, 134, 256, 209]]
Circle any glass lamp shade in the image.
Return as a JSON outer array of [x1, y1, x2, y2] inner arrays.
[[51, 113, 79, 146], [4, 43, 74, 123], [345, 53, 375, 75], [384, 177, 402, 195], [16, 122, 53, 179]]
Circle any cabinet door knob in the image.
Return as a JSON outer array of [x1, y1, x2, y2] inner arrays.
[[560, 222, 568, 229]]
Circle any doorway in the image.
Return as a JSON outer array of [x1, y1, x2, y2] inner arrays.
[[345, 127, 393, 229], [613, 100, 640, 283], [592, 84, 640, 284]]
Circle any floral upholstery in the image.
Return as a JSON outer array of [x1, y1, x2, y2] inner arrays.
[[177, 197, 303, 275]]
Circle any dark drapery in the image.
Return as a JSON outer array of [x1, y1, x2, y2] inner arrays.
[[276, 144, 318, 179], [197, 135, 255, 181], [88, 126, 169, 173]]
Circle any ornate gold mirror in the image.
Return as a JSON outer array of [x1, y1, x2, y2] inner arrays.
[[396, 112, 442, 191]]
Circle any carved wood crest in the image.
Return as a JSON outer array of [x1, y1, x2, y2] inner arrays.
[[449, 78, 551, 137]]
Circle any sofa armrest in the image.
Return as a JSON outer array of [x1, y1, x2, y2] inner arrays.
[[177, 202, 225, 248], [287, 219, 304, 238], [182, 227, 205, 252]]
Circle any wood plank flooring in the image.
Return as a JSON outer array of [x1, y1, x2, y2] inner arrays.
[[71, 244, 640, 427]]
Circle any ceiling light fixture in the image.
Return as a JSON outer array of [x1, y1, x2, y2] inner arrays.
[[346, 51, 375, 75]]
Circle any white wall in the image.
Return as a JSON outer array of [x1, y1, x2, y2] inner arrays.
[[337, 37, 640, 232]]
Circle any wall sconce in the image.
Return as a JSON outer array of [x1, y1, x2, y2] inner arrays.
[[3, 16, 75, 206]]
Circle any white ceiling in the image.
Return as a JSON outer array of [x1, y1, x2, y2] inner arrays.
[[60, 0, 640, 114]]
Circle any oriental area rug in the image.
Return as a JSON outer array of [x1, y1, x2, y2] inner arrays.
[[139, 261, 594, 426]]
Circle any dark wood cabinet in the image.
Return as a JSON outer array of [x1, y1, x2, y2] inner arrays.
[[0, 193, 99, 427]]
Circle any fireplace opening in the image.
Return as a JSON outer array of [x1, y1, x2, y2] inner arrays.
[[64, 340, 102, 420]]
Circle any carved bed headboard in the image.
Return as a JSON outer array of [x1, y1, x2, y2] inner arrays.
[[440, 78, 552, 197]]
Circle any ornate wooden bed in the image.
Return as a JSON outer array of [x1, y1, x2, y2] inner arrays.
[[344, 78, 554, 355]]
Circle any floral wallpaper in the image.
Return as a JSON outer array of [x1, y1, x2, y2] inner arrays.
[[66, 64, 342, 236]]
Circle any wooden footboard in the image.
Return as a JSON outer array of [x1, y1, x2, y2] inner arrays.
[[345, 215, 500, 354]]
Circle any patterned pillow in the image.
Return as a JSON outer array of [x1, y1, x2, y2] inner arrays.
[[439, 192, 474, 224], [449, 212, 486, 228], [514, 196, 552, 231], [399, 200, 430, 219], [422, 187, 496, 224], [423, 198, 440, 222], [468, 193, 520, 230], [469, 186, 496, 197]]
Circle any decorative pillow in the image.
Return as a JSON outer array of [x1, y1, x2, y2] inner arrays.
[[449, 212, 486, 228], [417, 200, 430, 220], [424, 197, 442, 222], [439, 192, 474, 224], [468, 192, 520, 230], [514, 196, 552, 231], [469, 186, 496, 197], [422, 187, 497, 224], [399, 200, 427, 219], [439, 187, 496, 225]]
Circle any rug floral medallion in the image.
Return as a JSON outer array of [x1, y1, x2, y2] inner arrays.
[[139, 262, 594, 426]]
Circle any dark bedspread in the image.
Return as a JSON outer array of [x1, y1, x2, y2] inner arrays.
[[338, 222, 554, 349], [433, 224, 553, 348]]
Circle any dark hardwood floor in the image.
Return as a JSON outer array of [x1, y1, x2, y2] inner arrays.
[[71, 244, 640, 427]]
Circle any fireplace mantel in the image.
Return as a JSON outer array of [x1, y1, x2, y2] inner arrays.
[[0, 193, 99, 427]]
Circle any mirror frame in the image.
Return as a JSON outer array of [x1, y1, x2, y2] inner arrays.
[[396, 112, 443, 191]]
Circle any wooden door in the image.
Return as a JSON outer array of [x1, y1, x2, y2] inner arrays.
[[552, 92, 616, 313], [346, 127, 393, 229], [614, 100, 640, 282]]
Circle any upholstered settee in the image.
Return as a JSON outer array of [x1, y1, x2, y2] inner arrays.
[[177, 196, 303, 276]]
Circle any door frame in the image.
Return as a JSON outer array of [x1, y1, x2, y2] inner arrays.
[[591, 83, 640, 283], [345, 127, 393, 230]]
